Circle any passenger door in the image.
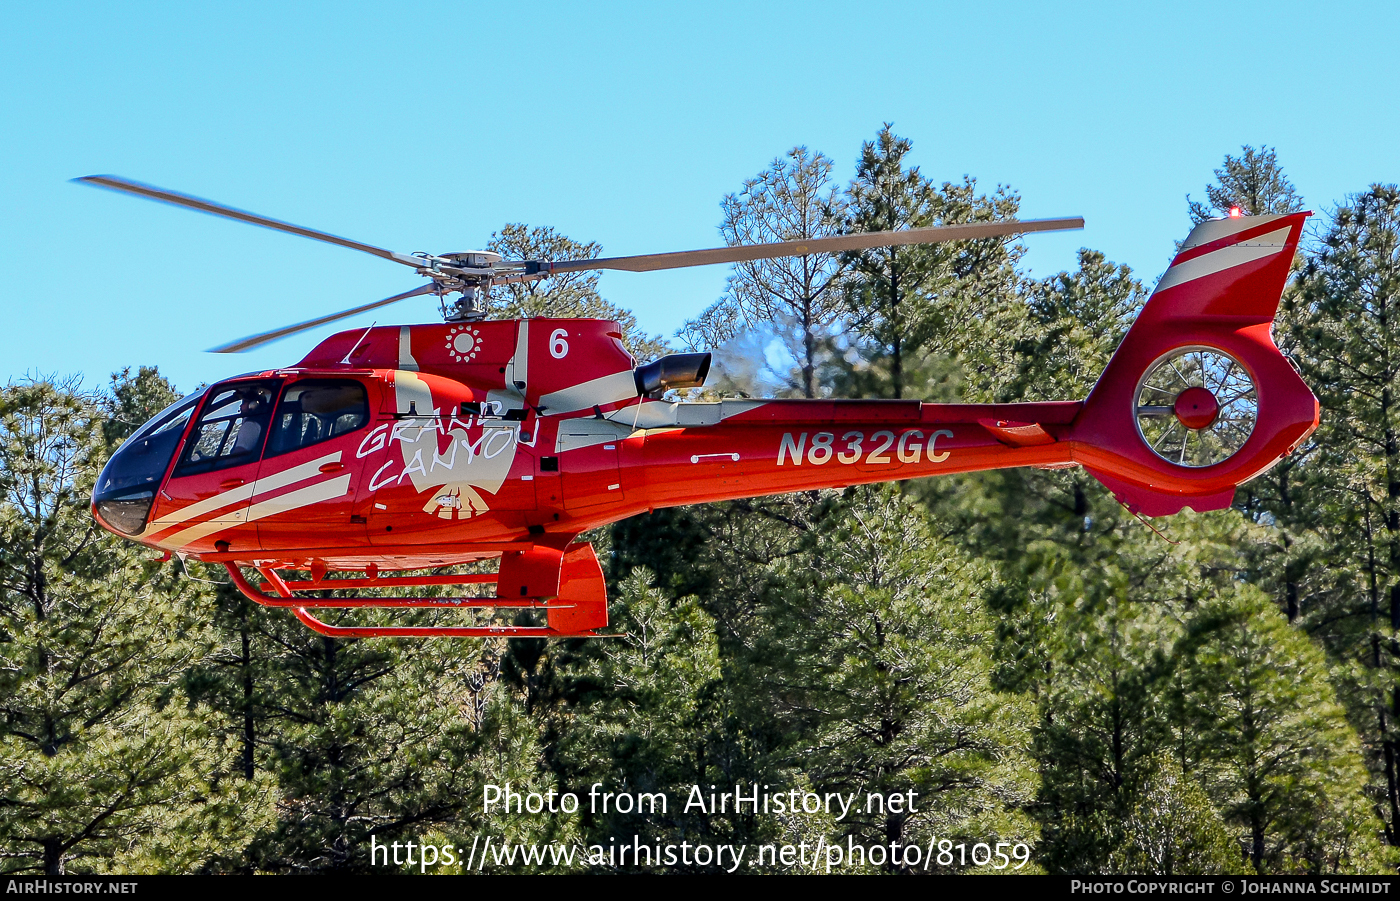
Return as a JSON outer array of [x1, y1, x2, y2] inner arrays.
[[253, 377, 373, 549]]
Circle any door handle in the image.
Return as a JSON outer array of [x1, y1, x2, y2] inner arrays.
[[319, 462, 344, 474], [219, 477, 246, 490]]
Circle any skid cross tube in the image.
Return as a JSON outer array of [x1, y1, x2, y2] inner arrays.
[[222, 563, 591, 638], [260, 572, 500, 592]]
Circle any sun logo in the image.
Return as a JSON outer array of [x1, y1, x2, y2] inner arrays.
[[445, 325, 482, 363]]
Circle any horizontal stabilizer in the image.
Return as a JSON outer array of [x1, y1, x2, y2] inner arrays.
[[978, 418, 1056, 448]]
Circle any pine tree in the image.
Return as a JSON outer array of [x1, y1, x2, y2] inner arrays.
[[1005, 249, 1143, 403], [486, 223, 669, 360], [757, 485, 1038, 872], [1109, 756, 1245, 876], [182, 581, 284, 792], [1187, 145, 1305, 223], [1291, 185, 1400, 846], [1034, 588, 1179, 873], [841, 125, 1021, 400], [0, 377, 268, 874], [101, 366, 182, 447], [1175, 588, 1390, 873], [681, 147, 848, 398], [395, 677, 583, 874], [548, 572, 742, 871], [233, 613, 500, 871]]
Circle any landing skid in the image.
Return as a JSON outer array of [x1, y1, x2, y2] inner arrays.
[[222, 542, 610, 638]]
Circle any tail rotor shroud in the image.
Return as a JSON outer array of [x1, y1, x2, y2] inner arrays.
[[1134, 347, 1258, 468]]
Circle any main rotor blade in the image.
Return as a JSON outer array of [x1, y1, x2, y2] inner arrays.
[[75, 175, 424, 269], [543, 217, 1084, 274], [210, 283, 435, 353]]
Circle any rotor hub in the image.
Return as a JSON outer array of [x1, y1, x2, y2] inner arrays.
[[1173, 386, 1220, 430], [440, 250, 502, 268], [441, 284, 487, 322]]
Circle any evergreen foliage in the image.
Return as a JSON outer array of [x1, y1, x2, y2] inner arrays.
[[0, 377, 269, 874], [1289, 185, 1400, 846], [682, 147, 847, 398], [4, 138, 1399, 876], [486, 223, 669, 361], [757, 486, 1038, 872], [1175, 589, 1385, 873], [839, 125, 1022, 400], [1188, 145, 1305, 222]]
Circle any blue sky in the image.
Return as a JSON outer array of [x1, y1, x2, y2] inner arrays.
[[2, 1, 1396, 394]]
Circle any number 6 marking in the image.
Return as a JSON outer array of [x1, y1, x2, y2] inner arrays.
[[550, 328, 569, 359]]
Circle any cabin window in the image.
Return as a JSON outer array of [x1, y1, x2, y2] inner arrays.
[[265, 379, 369, 457], [174, 380, 280, 476]]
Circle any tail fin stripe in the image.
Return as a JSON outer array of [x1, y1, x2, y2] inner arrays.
[[1176, 212, 1296, 254], [1154, 226, 1292, 293], [1172, 223, 1294, 265]]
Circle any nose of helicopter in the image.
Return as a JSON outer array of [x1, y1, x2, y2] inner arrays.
[[1174, 386, 1220, 430], [91, 390, 205, 535]]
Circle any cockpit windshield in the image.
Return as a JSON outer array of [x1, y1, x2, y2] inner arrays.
[[173, 382, 276, 475], [92, 390, 204, 535]]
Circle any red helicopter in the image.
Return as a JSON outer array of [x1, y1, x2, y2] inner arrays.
[[82, 176, 1318, 639]]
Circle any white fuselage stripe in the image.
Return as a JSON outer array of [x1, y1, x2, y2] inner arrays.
[[255, 451, 343, 495], [539, 370, 638, 416], [145, 451, 342, 533], [164, 473, 352, 549], [147, 482, 255, 529], [244, 473, 353, 524], [1153, 226, 1291, 294]]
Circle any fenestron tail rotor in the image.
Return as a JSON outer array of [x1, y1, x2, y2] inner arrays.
[[76, 174, 1085, 352], [1135, 347, 1258, 468]]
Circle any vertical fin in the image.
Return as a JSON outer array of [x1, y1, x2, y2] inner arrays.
[[1071, 213, 1318, 515]]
